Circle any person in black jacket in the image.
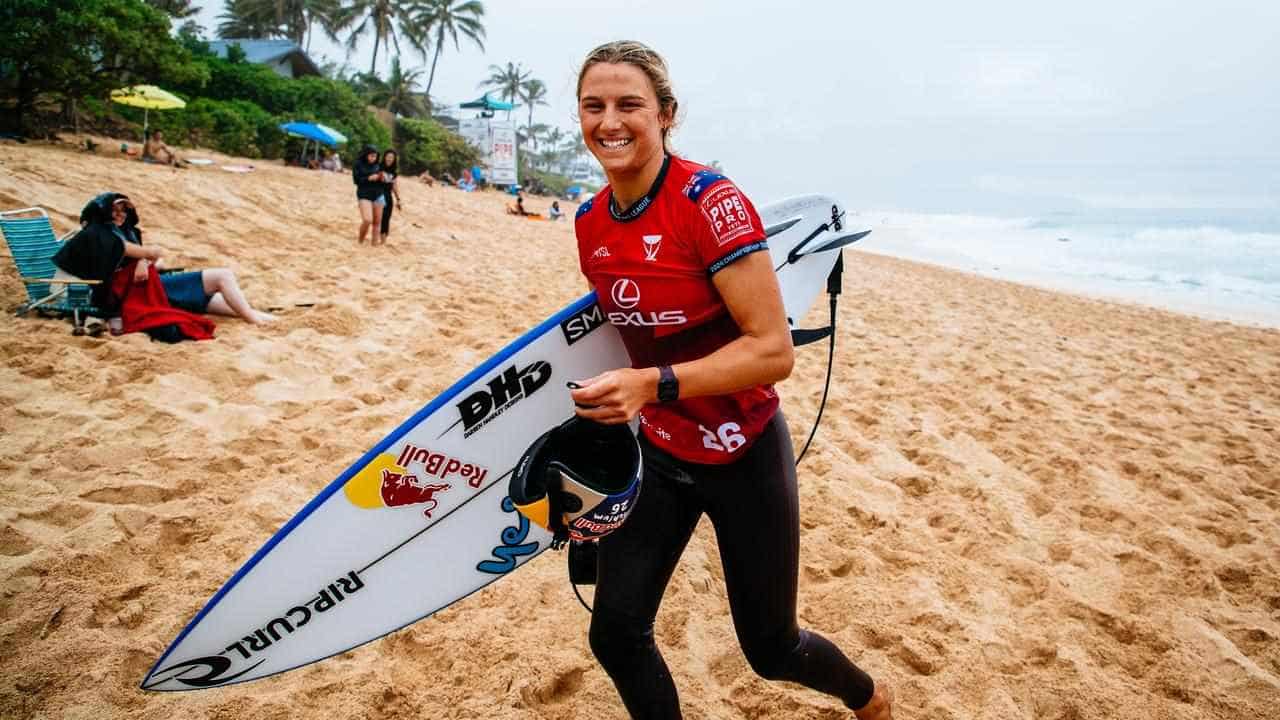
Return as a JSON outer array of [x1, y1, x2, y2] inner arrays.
[[378, 149, 403, 242], [53, 192, 274, 324], [352, 145, 387, 245]]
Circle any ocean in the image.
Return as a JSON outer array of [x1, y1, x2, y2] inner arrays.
[[851, 208, 1280, 327]]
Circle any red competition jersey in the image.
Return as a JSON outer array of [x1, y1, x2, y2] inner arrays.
[[575, 155, 778, 464]]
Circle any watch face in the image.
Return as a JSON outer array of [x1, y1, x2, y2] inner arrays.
[[658, 366, 678, 402]]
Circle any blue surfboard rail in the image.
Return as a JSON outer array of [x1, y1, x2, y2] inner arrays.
[[143, 291, 598, 686]]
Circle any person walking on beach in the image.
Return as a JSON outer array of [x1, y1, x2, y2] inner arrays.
[[567, 41, 893, 720], [379, 149, 403, 242], [353, 146, 386, 245]]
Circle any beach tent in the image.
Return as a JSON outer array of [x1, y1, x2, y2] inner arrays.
[[279, 122, 347, 165], [459, 93, 516, 111], [459, 93, 516, 119], [110, 85, 186, 140]]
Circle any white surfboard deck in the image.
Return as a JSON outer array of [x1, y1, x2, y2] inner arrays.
[[142, 194, 863, 691]]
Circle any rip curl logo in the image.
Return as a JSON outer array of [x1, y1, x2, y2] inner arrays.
[[642, 235, 662, 261], [143, 571, 365, 690]]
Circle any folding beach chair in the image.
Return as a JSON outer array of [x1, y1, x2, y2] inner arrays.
[[0, 207, 103, 331]]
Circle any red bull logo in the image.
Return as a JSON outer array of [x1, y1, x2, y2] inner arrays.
[[344, 445, 488, 515], [395, 444, 489, 488], [378, 469, 450, 518]]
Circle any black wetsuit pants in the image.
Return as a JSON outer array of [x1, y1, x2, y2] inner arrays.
[[380, 189, 394, 236], [590, 412, 876, 719]]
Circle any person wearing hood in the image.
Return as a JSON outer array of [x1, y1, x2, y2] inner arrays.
[[352, 145, 387, 245], [53, 192, 274, 327]]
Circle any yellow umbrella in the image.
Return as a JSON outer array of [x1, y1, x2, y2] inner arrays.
[[110, 85, 187, 139]]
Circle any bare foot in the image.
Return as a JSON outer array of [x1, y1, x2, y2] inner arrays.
[[854, 684, 893, 720], [251, 311, 277, 324]]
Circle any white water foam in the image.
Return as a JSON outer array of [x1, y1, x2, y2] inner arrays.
[[852, 211, 1280, 327]]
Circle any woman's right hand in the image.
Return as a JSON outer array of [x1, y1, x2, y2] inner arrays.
[[132, 259, 149, 283]]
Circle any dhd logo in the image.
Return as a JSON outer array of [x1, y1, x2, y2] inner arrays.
[[456, 361, 552, 436]]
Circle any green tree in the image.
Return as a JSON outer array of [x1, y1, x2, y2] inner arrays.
[[369, 58, 427, 117], [1, 0, 206, 134], [334, 0, 423, 76], [519, 77, 547, 144], [262, 0, 341, 51], [396, 115, 482, 177], [145, 0, 199, 18], [479, 61, 528, 119], [412, 0, 485, 109], [217, 0, 279, 38]]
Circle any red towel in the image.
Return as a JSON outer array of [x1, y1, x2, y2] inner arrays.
[[111, 262, 216, 341]]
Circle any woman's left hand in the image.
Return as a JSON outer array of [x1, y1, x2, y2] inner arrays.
[[569, 368, 658, 424], [132, 260, 149, 283]]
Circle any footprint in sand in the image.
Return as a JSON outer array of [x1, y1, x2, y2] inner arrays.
[[81, 483, 190, 505], [0, 525, 36, 556]]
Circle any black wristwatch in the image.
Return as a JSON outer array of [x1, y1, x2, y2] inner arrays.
[[657, 365, 679, 403]]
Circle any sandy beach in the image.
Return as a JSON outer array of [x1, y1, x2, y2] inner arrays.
[[1, 139, 1278, 719]]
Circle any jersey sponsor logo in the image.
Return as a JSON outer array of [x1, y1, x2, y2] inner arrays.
[[700, 183, 756, 246], [608, 309, 687, 327], [455, 361, 552, 437], [642, 234, 662, 261], [607, 278, 686, 326], [560, 302, 606, 345], [610, 278, 641, 309], [639, 412, 672, 442], [590, 245, 610, 260]]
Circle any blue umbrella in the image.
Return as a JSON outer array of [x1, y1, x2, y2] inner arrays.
[[279, 122, 347, 147]]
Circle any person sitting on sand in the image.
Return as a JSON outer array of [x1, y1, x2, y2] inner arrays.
[[507, 192, 530, 216], [417, 172, 435, 186], [142, 130, 186, 167], [320, 150, 342, 172], [548, 200, 563, 221], [53, 193, 274, 326]]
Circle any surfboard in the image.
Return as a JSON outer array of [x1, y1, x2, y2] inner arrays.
[[141, 194, 866, 691]]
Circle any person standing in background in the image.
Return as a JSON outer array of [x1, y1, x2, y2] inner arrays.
[[379, 149, 402, 243]]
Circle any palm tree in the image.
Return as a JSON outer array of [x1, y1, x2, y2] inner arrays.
[[412, 0, 486, 108], [269, 0, 342, 51], [218, 0, 280, 38], [520, 122, 549, 151], [480, 61, 529, 118], [335, 0, 424, 75], [520, 78, 548, 142], [371, 58, 428, 117]]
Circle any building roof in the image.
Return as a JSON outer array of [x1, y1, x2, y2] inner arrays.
[[207, 39, 322, 77]]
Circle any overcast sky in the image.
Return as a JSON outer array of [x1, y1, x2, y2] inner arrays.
[[195, 0, 1279, 215]]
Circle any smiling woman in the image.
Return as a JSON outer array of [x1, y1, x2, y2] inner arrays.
[[566, 40, 894, 720]]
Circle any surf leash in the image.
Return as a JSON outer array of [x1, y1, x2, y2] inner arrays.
[[792, 251, 843, 466]]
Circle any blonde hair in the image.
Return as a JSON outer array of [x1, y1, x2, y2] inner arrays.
[[577, 40, 679, 152]]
